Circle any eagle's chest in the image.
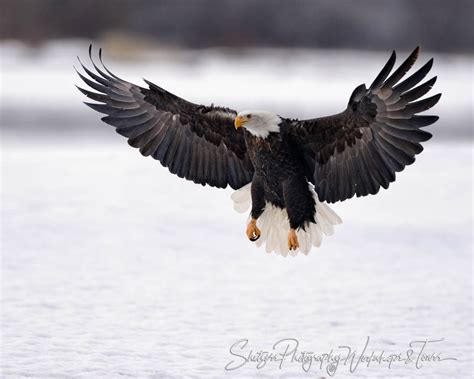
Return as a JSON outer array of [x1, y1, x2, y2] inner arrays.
[[245, 132, 297, 178]]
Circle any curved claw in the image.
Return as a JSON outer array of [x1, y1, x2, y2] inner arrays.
[[249, 233, 260, 242]]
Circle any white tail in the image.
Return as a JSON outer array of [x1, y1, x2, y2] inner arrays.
[[231, 183, 342, 256]]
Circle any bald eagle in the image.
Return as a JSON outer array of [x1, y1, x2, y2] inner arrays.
[[76, 46, 440, 256]]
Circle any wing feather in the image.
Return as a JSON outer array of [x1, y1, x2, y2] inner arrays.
[[287, 48, 440, 202], [76, 46, 253, 189]]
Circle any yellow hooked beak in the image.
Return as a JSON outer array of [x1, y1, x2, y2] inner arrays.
[[234, 115, 246, 129]]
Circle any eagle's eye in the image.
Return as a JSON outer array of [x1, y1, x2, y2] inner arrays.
[[247, 114, 252, 119]]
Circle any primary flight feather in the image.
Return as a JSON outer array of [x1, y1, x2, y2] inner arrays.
[[76, 46, 440, 256]]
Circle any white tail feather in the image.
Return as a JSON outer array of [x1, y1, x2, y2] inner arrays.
[[231, 183, 342, 256]]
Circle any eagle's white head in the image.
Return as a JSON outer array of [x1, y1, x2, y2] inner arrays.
[[234, 110, 281, 139]]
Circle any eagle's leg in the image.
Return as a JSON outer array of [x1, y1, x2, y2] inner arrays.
[[288, 229, 299, 250], [246, 176, 265, 242], [246, 218, 261, 242], [283, 177, 316, 251]]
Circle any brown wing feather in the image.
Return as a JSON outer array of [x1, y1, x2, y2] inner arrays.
[[287, 47, 440, 203], [76, 46, 253, 190]]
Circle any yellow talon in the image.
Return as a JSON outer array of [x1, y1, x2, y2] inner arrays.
[[246, 218, 261, 242], [288, 229, 299, 250]]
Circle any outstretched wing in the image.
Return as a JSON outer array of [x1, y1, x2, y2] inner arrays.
[[76, 46, 253, 190], [287, 47, 440, 203]]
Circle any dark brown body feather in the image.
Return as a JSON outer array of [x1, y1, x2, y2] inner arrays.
[[245, 129, 316, 229]]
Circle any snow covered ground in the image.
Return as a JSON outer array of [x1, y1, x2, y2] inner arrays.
[[1, 140, 472, 378], [1, 41, 473, 377]]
